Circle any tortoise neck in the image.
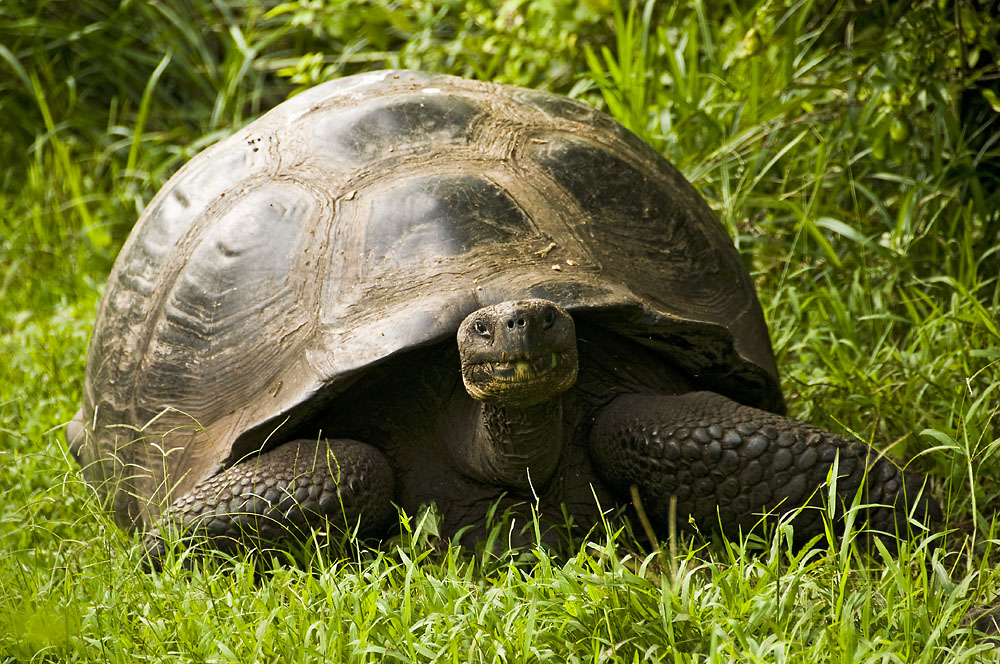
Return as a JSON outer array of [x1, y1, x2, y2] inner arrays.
[[458, 397, 564, 494]]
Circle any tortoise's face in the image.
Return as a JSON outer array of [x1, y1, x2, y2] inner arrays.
[[458, 299, 578, 408]]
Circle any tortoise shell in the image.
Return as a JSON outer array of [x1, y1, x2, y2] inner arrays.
[[74, 70, 782, 531]]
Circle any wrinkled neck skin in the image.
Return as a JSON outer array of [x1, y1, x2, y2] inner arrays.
[[456, 397, 564, 495]]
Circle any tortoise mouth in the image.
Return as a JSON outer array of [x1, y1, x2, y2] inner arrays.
[[462, 350, 578, 407], [479, 353, 561, 381]]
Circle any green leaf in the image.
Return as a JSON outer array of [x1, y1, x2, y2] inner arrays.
[[983, 88, 1000, 113]]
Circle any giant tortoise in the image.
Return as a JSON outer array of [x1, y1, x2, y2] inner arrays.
[[68, 70, 939, 559]]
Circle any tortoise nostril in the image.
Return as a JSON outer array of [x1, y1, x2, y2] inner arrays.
[[499, 305, 561, 334]]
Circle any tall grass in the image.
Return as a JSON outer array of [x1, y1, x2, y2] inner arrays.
[[2, 0, 999, 660]]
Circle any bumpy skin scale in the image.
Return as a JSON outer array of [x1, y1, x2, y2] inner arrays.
[[590, 392, 941, 542], [145, 439, 394, 561]]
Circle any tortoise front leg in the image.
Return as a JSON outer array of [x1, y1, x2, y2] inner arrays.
[[589, 392, 940, 544], [145, 438, 395, 565]]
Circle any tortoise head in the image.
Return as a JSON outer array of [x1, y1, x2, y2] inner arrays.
[[458, 299, 579, 408]]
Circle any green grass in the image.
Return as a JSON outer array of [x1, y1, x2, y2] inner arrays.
[[2, 0, 1000, 660]]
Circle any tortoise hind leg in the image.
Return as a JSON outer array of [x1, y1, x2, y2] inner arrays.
[[145, 438, 395, 566], [589, 391, 940, 545]]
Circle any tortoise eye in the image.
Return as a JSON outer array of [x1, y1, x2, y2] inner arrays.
[[473, 321, 490, 338]]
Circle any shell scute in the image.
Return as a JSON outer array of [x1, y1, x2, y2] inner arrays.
[[301, 93, 481, 168], [360, 174, 534, 273], [524, 135, 734, 310]]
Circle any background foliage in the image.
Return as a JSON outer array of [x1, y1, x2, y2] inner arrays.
[[1, 0, 999, 660]]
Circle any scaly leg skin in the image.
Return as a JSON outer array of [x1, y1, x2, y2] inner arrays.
[[144, 438, 395, 567], [590, 392, 941, 547]]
